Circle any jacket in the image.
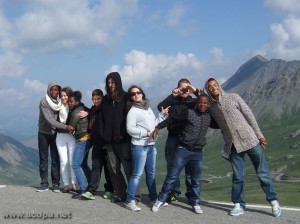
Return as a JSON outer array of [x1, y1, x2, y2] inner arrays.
[[38, 81, 67, 135], [67, 103, 89, 140]]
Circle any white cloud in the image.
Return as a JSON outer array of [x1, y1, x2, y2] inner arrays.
[[106, 49, 236, 96], [8, 0, 139, 52], [165, 4, 185, 28], [264, 0, 300, 14], [0, 51, 26, 78], [24, 79, 46, 93]]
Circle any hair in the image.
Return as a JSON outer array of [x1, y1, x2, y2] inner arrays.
[[61, 86, 73, 96], [207, 77, 217, 83], [92, 89, 103, 97], [177, 78, 190, 87], [126, 85, 146, 112], [69, 90, 82, 102], [197, 93, 210, 101]]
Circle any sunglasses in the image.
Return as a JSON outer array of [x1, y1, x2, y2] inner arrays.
[[130, 91, 142, 96]]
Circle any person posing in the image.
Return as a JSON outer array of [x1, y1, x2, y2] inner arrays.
[[96, 72, 141, 203], [124, 85, 168, 211], [205, 78, 281, 217], [37, 81, 74, 193], [157, 78, 201, 202], [152, 94, 216, 214], [55, 87, 78, 193], [81, 89, 114, 200], [67, 90, 91, 199]]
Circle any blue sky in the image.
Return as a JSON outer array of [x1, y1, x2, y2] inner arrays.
[[1, 0, 300, 135]]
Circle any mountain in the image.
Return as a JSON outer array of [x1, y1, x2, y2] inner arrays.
[[222, 55, 300, 120], [0, 133, 39, 185]]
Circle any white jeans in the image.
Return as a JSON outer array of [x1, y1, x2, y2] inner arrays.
[[56, 132, 77, 186]]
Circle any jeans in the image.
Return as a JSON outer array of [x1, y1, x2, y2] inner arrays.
[[38, 132, 60, 187], [126, 144, 157, 202], [72, 140, 90, 193], [56, 132, 77, 187], [230, 144, 278, 208], [165, 134, 192, 198], [82, 150, 91, 183], [158, 145, 203, 206], [86, 145, 114, 194]]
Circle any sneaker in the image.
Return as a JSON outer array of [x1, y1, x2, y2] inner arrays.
[[72, 193, 83, 199], [170, 195, 178, 203], [36, 185, 49, 192], [270, 200, 281, 217], [53, 184, 60, 193], [229, 203, 244, 216], [151, 200, 166, 212], [150, 200, 168, 207], [103, 191, 112, 199], [193, 205, 203, 214], [81, 191, 96, 200], [62, 186, 70, 193], [111, 195, 126, 203], [125, 200, 141, 212]]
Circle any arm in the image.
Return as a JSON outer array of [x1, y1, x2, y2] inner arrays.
[[126, 108, 148, 139], [157, 94, 175, 112]]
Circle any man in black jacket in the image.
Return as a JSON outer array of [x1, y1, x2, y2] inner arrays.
[[96, 72, 140, 203], [152, 94, 215, 214]]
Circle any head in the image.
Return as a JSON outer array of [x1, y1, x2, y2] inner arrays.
[[68, 90, 82, 110], [128, 85, 145, 103], [91, 89, 103, 107], [206, 78, 221, 100], [177, 78, 191, 99], [47, 81, 61, 100], [196, 94, 210, 113], [61, 87, 73, 105], [105, 72, 123, 101]]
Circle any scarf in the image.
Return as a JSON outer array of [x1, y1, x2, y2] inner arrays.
[[132, 99, 150, 110], [46, 94, 69, 123]]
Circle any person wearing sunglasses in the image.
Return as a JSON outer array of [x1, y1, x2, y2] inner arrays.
[[124, 85, 168, 211]]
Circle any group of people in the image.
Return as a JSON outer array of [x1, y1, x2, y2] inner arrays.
[[37, 72, 281, 218]]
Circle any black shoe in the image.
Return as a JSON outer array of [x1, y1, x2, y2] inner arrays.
[[111, 195, 125, 203], [72, 193, 83, 199]]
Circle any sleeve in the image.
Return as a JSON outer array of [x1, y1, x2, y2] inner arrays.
[[40, 100, 67, 130], [156, 106, 188, 129], [235, 94, 264, 139], [157, 94, 175, 111], [68, 110, 81, 130]]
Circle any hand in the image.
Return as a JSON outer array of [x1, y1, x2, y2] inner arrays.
[[78, 110, 88, 118], [172, 88, 181, 97], [259, 137, 267, 149], [161, 106, 170, 115], [186, 84, 197, 93], [152, 127, 159, 140], [66, 125, 74, 133]]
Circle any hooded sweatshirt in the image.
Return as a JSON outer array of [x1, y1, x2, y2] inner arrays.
[[38, 81, 67, 135], [204, 79, 264, 159], [96, 72, 130, 143]]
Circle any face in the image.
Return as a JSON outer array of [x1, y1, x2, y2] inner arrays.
[[68, 96, 78, 110], [108, 78, 116, 92], [60, 91, 68, 104], [196, 96, 210, 113], [178, 82, 190, 99], [50, 85, 60, 99], [130, 87, 143, 102], [207, 80, 220, 97], [92, 95, 103, 107]]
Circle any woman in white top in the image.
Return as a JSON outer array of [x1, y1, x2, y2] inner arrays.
[[124, 85, 168, 211], [55, 87, 77, 193]]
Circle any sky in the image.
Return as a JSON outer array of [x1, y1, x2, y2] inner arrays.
[[1, 0, 300, 136]]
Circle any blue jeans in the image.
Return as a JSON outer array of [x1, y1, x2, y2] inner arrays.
[[165, 135, 192, 198], [158, 145, 203, 206], [72, 140, 90, 193], [127, 144, 157, 202], [230, 144, 278, 208]]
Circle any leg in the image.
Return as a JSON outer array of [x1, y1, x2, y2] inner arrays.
[[87, 145, 103, 194], [145, 145, 157, 201], [188, 151, 203, 206], [82, 149, 91, 183], [230, 145, 246, 208], [247, 144, 278, 202], [102, 148, 114, 193], [38, 132, 50, 187], [67, 134, 77, 186], [49, 133, 60, 186], [126, 145, 147, 202], [56, 133, 69, 187]]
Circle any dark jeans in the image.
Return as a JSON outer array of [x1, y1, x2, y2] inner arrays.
[[230, 144, 278, 208], [158, 145, 203, 206], [165, 134, 192, 198], [82, 149, 91, 183], [38, 132, 60, 187], [106, 142, 141, 200], [86, 145, 114, 194]]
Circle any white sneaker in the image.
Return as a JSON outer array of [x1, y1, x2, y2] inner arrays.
[[193, 205, 203, 214], [270, 200, 281, 217], [125, 200, 141, 212], [151, 200, 166, 212], [229, 203, 244, 216]]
